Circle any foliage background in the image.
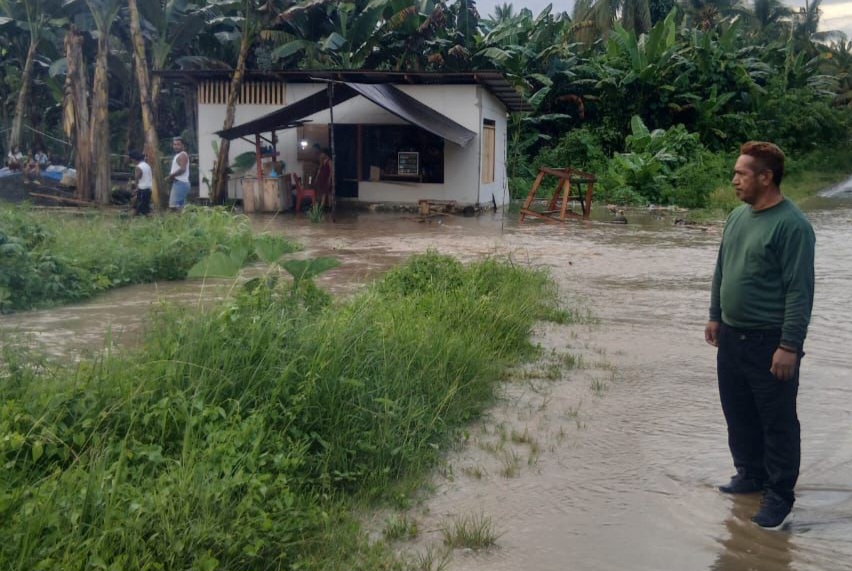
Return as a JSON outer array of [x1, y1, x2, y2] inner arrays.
[[2, 1, 852, 206]]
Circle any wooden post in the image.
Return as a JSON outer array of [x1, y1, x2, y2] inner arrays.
[[356, 124, 363, 182], [328, 83, 337, 222], [519, 170, 545, 223], [255, 133, 263, 182], [584, 180, 595, 219], [559, 176, 571, 220]]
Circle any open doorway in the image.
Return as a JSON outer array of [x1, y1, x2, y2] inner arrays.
[[333, 124, 358, 198], [297, 123, 358, 199]]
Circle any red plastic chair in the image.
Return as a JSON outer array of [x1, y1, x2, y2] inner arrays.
[[292, 174, 316, 215]]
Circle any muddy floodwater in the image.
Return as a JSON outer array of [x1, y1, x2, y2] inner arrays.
[[3, 185, 852, 571]]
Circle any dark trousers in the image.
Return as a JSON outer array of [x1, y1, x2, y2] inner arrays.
[[134, 188, 152, 216], [717, 323, 800, 504]]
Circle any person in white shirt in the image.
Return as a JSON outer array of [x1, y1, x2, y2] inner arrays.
[[130, 150, 153, 216], [166, 136, 190, 210], [34, 148, 49, 170]]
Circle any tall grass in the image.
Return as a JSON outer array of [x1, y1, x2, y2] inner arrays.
[[0, 205, 277, 312], [0, 252, 568, 570]]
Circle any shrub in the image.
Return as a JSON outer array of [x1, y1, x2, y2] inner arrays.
[[598, 116, 725, 206], [665, 150, 731, 208], [0, 206, 268, 312], [756, 87, 850, 153], [534, 127, 610, 175]]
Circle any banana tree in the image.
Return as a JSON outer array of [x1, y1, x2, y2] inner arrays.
[[208, 0, 268, 204], [62, 0, 124, 203], [89, 0, 123, 203], [269, 0, 385, 69], [128, 0, 164, 208], [367, 0, 453, 71], [62, 24, 93, 200], [0, 0, 65, 152], [589, 11, 683, 128], [135, 0, 210, 114]]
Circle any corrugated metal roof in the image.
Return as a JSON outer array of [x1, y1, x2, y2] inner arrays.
[[217, 82, 478, 147], [216, 83, 357, 140], [156, 69, 532, 113]]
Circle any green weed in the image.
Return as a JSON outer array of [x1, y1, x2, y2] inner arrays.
[[406, 545, 452, 571], [500, 448, 522, 478], [441, 513, 500, 550], [383, 514, 419, 541], [0, 205, 280, 312], [307, 202, 324, 223]]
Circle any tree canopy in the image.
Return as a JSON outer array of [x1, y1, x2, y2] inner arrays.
[[1, 0, 849, 206]]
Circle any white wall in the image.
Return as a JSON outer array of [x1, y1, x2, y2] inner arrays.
[[478, 89, 510, 207], [197, 82, 508, 205]]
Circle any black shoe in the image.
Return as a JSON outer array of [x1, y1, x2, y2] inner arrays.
[[751, 492, 792, 528], [719, 474, 764, 494]]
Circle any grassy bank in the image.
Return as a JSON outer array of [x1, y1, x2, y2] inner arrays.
[[0, 205, 283, 312], [0, 252, 569, 570]]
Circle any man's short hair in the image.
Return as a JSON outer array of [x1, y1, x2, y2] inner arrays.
[[129, 150, 144, 161], [173, 136, 183, 143], [740, 141, 785, 186]]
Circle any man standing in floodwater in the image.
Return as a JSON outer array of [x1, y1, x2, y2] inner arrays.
[[167, 136, 190, 210], [705, 141, 815, 529]]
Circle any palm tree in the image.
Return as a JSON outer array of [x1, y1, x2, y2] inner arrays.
[[572, 0, 652, 38], [794, 0, 845, 46], [622, 0, 652, 35], [750, 0, 792, 33], [680, 0, 740, 31], [493, 3, 515, 22]]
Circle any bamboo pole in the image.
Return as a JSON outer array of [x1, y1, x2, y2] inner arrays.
[[328, 83, 337, 223]]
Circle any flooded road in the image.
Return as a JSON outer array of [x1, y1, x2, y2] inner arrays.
[[2, 191, 851, 571]]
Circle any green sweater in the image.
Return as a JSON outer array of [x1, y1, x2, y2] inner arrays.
[[709, 199, 815, 350]]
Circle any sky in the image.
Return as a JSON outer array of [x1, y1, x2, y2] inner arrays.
[[475, 0, 852, 38]]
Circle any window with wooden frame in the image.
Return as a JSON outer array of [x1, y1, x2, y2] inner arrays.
[[481, 119, 496, 184]]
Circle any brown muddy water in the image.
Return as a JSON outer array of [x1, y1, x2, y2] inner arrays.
[[2, 188, 852, 571]]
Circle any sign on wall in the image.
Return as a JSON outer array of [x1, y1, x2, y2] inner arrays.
[[397, 152, 419, 176]]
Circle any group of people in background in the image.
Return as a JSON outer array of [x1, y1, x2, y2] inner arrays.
[[4, 136, 188, 215], [5, 145, 50, 182]]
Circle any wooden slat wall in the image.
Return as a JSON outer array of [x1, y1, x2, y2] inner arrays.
[[198, 81, 287, 105], [481, 124, 496, 184]]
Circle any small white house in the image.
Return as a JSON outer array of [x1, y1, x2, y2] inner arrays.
[[164, 70, 529, 208]]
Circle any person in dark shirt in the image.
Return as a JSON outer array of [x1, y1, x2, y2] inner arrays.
[[705, 141, 815, 529], [314, 148, 332, 208]]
